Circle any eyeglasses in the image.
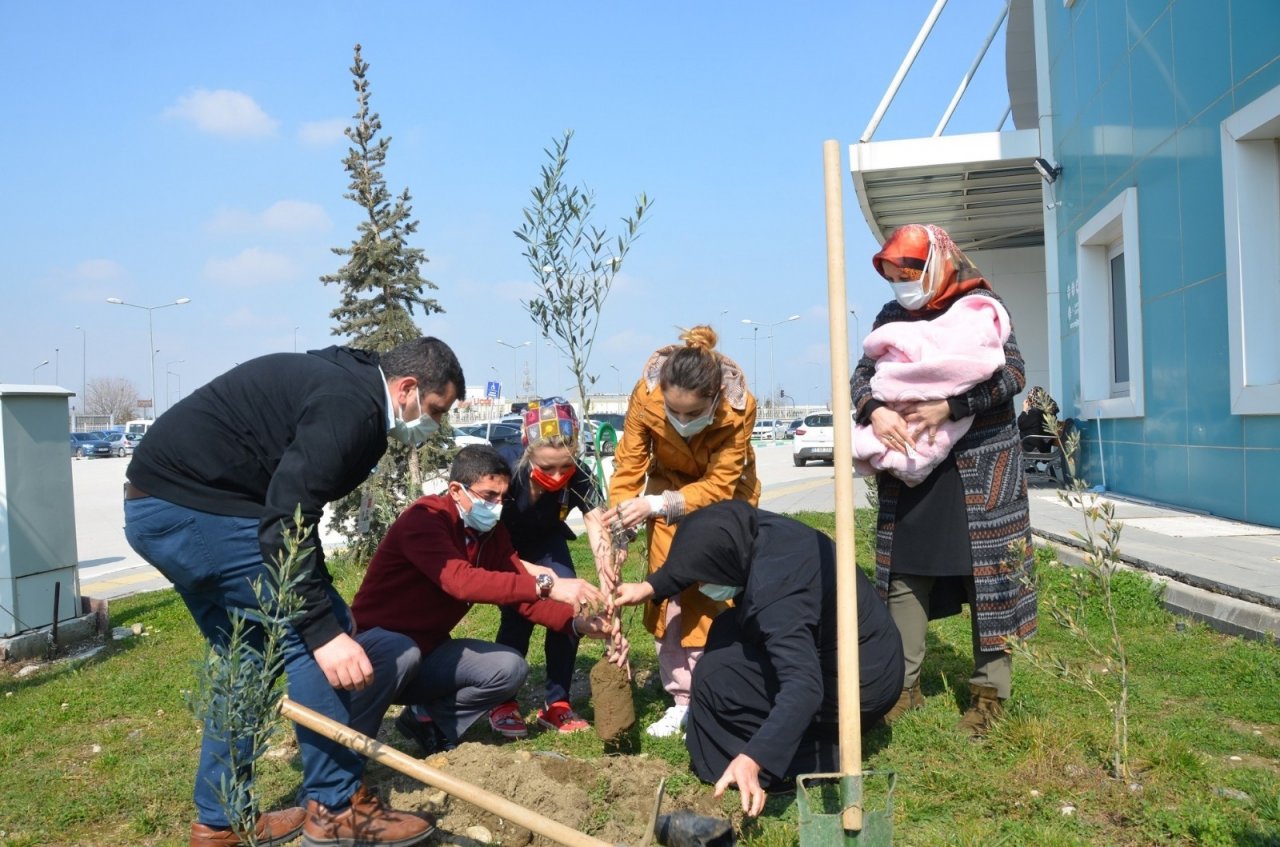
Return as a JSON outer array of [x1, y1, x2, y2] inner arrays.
[[467, 487, 504, 505]]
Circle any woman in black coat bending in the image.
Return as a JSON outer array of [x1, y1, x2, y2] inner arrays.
[[612, 501, 904, 817]]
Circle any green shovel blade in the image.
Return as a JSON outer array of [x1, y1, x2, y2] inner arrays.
[[796, 771, 895, 846]]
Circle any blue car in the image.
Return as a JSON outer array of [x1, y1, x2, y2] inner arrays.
[[70, 432, 112, 459]]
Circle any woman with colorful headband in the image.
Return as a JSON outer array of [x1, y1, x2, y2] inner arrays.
[[486, 397, 612, 737], [853, 223, 1036, 738], [603, 325, 760, 738]]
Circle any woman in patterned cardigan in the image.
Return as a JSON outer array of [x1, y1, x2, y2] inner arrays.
[[851, 223, 1036, 737]]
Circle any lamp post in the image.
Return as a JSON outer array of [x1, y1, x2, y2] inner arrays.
[[74, 325, 86, 405], [610, 363, 622, 396], [107, 296, 191, 420], [739, 327, 760, 400], [167, 360, 185, 405], [496, 339, 531, 401], [32, 360, 49, 382], [293, 326, 300, 353], [54, 348, 60, 384], [741, 315, 800, 414]]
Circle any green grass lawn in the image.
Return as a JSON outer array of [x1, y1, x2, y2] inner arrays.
[[1, 509, 1278, 846]]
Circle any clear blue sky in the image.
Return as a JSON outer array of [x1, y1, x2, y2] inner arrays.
[[3, 0, 1012, 416]]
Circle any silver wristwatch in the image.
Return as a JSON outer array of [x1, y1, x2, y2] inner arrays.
[[535, 573, 554, 599]]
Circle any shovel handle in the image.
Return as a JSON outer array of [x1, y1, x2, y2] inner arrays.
[[279, 698, 618, 847], [823, 138, 864, 832]]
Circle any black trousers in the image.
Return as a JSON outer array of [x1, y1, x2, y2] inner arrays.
[[686, 609, 898, 788]]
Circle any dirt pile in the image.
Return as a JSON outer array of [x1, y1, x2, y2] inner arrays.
[[372, 742, 722, 846]]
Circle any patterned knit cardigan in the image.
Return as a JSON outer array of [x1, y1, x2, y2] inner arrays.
[[851, 289, 1037, 650]]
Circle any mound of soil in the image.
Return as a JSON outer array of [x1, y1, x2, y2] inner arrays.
[[369, 742, 723, 846]]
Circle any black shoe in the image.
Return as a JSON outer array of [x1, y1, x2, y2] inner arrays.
[[395, 707, 456, 756]]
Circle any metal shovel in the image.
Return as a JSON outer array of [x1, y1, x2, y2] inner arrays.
[[795, 139, 896, 845]]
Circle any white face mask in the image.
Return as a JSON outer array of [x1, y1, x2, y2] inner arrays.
[[390, 390, 440, 446], [666, 394, 717, 439], [698, 583, 739, 602], [889, 230, 938, 311], [892, 280, 930, 310]]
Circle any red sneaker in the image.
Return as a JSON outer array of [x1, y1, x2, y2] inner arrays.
[[487, 701, 529, 739], [537, 701, 590, 734]]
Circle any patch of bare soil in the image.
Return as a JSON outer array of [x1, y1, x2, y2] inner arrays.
[[369, 742, 722, 846]]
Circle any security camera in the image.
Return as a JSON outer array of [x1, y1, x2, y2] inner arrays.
[[1033, 157, 1062, 184]]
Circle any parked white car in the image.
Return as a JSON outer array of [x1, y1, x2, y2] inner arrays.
[[751, 418, 788, 440], [792, 413, 834, 466]]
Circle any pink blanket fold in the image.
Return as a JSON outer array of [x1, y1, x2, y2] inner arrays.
[[853, 296, 1011, 485]]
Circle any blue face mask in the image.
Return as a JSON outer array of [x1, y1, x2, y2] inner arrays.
[[461, 488, 503, 532], [665, 394, 717, 439], [390, 390, 440, 446], [698, 583, 739, 602]]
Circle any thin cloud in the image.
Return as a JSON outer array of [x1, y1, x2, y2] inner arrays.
[[205, 200, 330, 235], [260, 200, 330, 233], [298, 118, 348, 146], [164, 89, 278, 138], [73, 258, 125, 281], [204, 248, 299, 286]]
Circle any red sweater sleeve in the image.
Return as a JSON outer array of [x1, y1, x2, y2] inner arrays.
[[402, 506, 576, 633]]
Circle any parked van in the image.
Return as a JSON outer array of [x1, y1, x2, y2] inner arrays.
[[125, 419, 154, 438]]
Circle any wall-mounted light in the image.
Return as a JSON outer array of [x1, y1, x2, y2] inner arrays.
[[1033, 157, 1063, 184]]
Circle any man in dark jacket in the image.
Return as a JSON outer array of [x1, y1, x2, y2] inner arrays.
[[124, 337, 462, 847], [613, 502, 904, 818]]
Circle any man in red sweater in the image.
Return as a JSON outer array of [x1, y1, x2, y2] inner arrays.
[[349, 445, 625, 754]]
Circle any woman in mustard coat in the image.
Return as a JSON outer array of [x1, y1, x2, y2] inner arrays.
[[603, 325, 759, 737]]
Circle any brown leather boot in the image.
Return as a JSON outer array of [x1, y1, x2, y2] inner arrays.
[[956, 683, 1004, 739], [190, 807, 305, 846], [301, 785, 434, 847], [882, 682, 924, 725]]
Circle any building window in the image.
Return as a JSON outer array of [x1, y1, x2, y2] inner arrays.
[[1108, 243, 1130, 396], [1076, 188, 1144, 418], [1222, 82, 1280, 414]]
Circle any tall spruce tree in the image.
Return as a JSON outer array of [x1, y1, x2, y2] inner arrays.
[[322, 44, 449, 563]]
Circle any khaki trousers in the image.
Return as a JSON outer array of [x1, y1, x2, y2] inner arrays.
[[887, 573, 1012, 699]]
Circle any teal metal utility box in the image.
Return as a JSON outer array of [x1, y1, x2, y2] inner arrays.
[[0, 385, 80, 637]]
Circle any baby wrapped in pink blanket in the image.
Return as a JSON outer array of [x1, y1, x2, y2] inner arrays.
[[853, 296, 1011, 485]]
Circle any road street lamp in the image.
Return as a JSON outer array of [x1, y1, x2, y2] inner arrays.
[[610, 363, 622, 396], [294, 326, 300, 353], [167, 360, 185, 405], [74, 325, 86, 405], [739, 327, 760, 400], [107, 296, 191, 420], [32, 360, 49, 382], [54, 348, 60, 384], [741, 315, 800, 413], [496, 339, 531, 401]]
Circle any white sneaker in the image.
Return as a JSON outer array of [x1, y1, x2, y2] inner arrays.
[[646, 704, 689, 738]]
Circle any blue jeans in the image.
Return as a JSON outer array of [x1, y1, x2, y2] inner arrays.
[[494, 537, 580, 706], [124, 496, 364, 826]]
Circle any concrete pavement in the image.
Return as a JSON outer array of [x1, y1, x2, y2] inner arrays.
[[69, 439, 1280, 641]]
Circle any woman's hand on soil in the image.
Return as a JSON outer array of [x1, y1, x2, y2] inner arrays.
[[714, 753, 767, 817]]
